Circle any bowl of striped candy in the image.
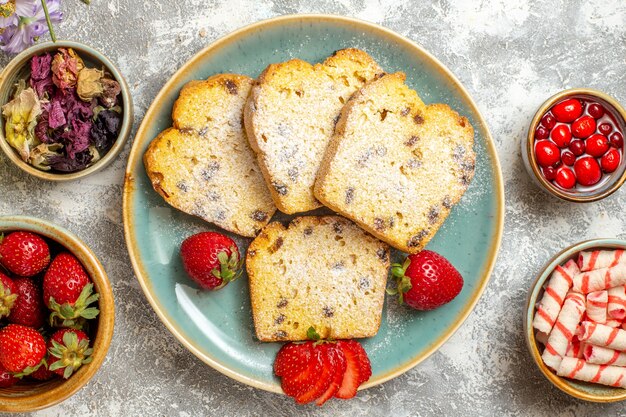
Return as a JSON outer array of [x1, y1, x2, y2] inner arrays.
[[525, 239, 626, 402]]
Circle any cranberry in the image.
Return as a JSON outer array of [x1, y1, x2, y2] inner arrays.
[[569, 140, 585, 156], [535, 126, 549, 140], [535, 140, 561, 167], [541, 114, 556, 130], [610, 131, 624, 149], [571, 115, 596, 138], [574, 156, 602, 186], [555, 166, 576, 189], [552, 98, 583, 123], [588, 103, 605, 119], [543, 166, 557, 180], [599, 123, 613, 136], [550, 124, 572, 148], [585, 134, 610, 157], [561, 151, 576, 166], [601, 148, 621, 173]]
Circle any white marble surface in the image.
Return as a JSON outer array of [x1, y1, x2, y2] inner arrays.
[[2, 0, 626, 415]]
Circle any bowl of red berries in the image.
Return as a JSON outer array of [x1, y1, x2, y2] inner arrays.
[[524, 89, 626, 202], [0, 215, 114, 412]]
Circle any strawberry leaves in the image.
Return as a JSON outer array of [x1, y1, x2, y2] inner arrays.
[[48, 282, 99, 329], [210, 246, 243, 288], [388, 257, 412, 304]]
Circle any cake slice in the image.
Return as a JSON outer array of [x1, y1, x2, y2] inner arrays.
[[143, 74, 276, 238], [314, 72, 475, 253], [244, 49, 383, 214], [246, 216, 390, 342]]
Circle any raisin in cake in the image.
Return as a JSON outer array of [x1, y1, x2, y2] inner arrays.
[[244, 49, 383, 214], [246, 216, 390, 342], [144, 74, 276, 238], [315, 72, 475, 253]]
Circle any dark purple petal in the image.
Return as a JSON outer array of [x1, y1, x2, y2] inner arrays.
[[91, 110, 121, 152], [47, 149, 93, 173], [61, 119, 92, 159]]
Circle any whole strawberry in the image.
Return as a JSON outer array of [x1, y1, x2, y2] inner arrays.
[[48, 329, 93, 379], [389, 250, 463, 310], [8, 277, 45, 329], [180, 232, 242, 290], [0, 363, 18, 388], [43, 253, 99, 328], [0, 272, 17, 319], [0, 324, 46, 375], [0, 231, 50, 277]]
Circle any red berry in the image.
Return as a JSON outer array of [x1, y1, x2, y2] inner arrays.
[[588, 103, 605, 119], [535, 126, 549, 140], [585, 134, 610, 157], [601, 148, 621, 173], [599, 123, 613, 136], [0, 324, 46, 374], [316, 343, 348, 405], [555, 166, 576, 189], [180, 232, 242, 290], [275, 342, 314, 379], [552, 98, 583, 123], [280, 342, 323, 398], [0, 363, 18, 388], [296, 344, 343, 404], [333, 340, 362, 400], [43, 253, 99, 329], [0, 272, 17, 320], [542, 166, 557, 180], [550, 125, 572, 148], [569, 140, 585, 156], [610, 131, 624, 149], [29, 362, 56, 381], [541, 114, 556, 130], [574, 156, 602, 186], [535, 141, 560, 167], [47, 329, 92, 379], [561, 151, 576, 166], [8, 277, 45, 329], [0, 231, 50, 277], [391, 251, 463, 310], [571, 115, 596, 138]]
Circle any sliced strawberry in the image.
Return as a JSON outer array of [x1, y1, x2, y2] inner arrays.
[[335, 340, 361, 399], [275, 341, 312, 378], [296, 344, 335, 404], [351, 341, 372, 385], [315, 344, 346, 406], [281, 347, 322, 398]]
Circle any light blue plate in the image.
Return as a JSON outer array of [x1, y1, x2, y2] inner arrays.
[[123, 15, 504, 393]]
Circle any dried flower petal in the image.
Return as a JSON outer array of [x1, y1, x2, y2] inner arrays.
[[30, 52, 54, 98], [91, 109, 121, 152], [47, 98, 66, 129], [76, 67, 105, 102], [2, 86, 41, 161], [47, 148, 93, 172], [28, 142, 63, 171], [100, 78, 121, 108], [61, 118, 92, 159], [51, 48, 84, 90]]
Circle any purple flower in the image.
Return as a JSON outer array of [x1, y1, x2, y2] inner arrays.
[[0, 1, 18, 28], [0, 0, 63, 54]]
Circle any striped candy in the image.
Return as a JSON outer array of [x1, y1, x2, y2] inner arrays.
[[533, 260, 579, 334], [573, 263, 626, 294], [578, 249, 626, 272], [586, 290, 608, 324], [557, 357, 626, 388], [608, 286, 626, 320], [578, 321, 626, 351], [542, 292, 586, 371], [584, 344, 626, 366]]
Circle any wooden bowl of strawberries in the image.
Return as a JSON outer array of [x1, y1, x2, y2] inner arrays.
[[0, 215, 114, 412]]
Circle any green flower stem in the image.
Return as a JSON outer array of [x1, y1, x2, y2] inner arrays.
[[40, 0, 56, 43]]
